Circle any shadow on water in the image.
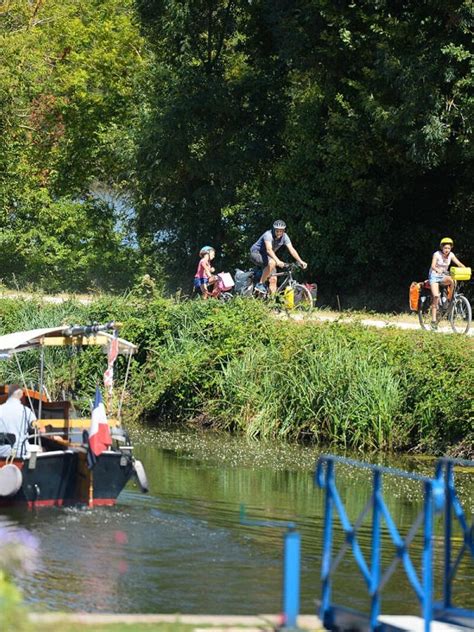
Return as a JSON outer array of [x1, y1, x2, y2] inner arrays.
[[2, 427, 473, 616]]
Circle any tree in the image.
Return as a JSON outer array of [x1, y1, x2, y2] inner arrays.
[[0, 0, 150, 290], [135, 0, 288, 286], [135, 0, 473, 307]]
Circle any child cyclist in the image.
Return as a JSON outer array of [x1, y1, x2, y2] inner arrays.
[[429, 237, 466, 329], [194, 246, 217, 298]]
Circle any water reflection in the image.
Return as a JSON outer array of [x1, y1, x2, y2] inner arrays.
[[2, 428, 473, 616]]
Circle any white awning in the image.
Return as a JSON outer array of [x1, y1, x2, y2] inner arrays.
[[0, 326, 137, 357]]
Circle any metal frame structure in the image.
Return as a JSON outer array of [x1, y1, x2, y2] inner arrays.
[[240, 505, 301, 629], [434, 457, 474, 625], [314, 455, 453, 632]]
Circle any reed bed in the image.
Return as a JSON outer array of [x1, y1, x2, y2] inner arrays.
[[0, 295, 472, 454]]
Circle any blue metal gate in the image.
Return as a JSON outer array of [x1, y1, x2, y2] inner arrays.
[[434, 457, 474, 626], [315, 455, 473, 632]]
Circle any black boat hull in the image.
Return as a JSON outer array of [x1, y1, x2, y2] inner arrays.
[[0, 449, 135, 509]]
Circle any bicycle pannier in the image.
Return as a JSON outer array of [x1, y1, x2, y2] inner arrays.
[[304, 282, 318, 302], [217, 272, 235, 291], [450, 266, 471, 281], [234, 269, 253, 294], [409, 282, 422, 311], [283, 286, 294, 309]]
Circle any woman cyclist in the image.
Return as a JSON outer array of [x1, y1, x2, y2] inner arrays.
[[429, 237, 466, 329]]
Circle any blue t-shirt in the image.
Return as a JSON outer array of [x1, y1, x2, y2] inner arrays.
[[251, 230, 292, 255]]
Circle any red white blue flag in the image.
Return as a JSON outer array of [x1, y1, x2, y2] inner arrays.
[[89, 387, 112, 458]]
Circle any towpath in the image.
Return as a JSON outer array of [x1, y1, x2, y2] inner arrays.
[[1, 290, 472, 336]]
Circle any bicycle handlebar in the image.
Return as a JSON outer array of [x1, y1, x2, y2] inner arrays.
[[281, 263, 303, 271]]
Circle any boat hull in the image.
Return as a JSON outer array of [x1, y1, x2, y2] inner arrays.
[[0, 450, 135, 509]]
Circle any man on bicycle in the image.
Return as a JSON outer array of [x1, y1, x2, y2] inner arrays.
[[250, 220, 307, 294]]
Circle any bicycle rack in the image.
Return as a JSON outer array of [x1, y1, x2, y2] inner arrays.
[[434, 458, 474, 626], [314, 455, 448, 632], [240, 505, 301, 629]]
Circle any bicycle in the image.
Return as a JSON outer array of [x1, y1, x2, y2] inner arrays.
[[235, 263, 315, 311], [193, 272, 234, 302], [418, 278, 472, 334]]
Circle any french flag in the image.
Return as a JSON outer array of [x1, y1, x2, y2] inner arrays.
[[89, 387, 112, 458]]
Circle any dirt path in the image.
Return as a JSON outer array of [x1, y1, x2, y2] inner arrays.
[[0, 290, 93, 304], [2, 291, 472, 336], [281, 308, 474, 336]]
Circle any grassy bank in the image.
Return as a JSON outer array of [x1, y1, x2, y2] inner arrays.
[[0, 293, 472, 455]]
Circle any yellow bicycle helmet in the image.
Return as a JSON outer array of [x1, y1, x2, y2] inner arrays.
[[440, 237, 453, 247]]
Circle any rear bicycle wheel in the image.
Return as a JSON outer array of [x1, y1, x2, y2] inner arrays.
[[450, 295, 472, 334], [218, 292, 234, 302], [418, 293, 434, 330], [241, 282, 255, 298], [293, 283, 313, 312]]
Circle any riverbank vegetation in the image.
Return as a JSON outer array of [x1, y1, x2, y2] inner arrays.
[[1, 1, 473, 309], [0, 295, 472, 456]]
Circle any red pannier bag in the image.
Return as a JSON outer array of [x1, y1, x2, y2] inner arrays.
[[409, 282, 422, 311]]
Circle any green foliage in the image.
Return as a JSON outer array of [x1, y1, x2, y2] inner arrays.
[[2, 0, 472, 305], [135, 0, 473, 308], [0, 0, 151, 291], [0, 572, 30, 632], [0, 293, 471, 454], [135, 0, 288, 285]]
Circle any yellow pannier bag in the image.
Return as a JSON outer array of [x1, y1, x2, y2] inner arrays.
[[450, 266, 471, 281]]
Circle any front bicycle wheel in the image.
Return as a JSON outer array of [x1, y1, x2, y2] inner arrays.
[[293, 283, 313, 312], [418, 293, 434, 330], [450, 295, 472, 334]]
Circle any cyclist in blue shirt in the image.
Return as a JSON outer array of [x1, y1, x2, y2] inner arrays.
[[250, 220, 307, 294]]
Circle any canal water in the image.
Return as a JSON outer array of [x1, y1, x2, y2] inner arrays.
[[2, 427, 473, 616]]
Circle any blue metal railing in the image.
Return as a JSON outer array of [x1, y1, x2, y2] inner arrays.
[[240, 505, 301, 629], [315, 455, 448, 632], [434, 457, 474, 623]]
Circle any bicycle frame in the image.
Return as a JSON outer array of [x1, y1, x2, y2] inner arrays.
[[419, 278, 472, 334], [437, 281, 464, 318], [271, 265, 299, 295]]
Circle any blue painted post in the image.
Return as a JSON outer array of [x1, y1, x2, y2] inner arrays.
[[422, 482, 434, 632], [444, 462, 453, 609], [282, 527, 301, 629], [321, 460, 334, 627], [370, 470, 382, 631]]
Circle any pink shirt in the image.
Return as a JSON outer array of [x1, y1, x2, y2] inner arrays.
[[195, 257, 209, 279]]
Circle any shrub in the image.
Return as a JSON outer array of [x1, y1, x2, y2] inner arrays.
[[0, 295, 471, 454]]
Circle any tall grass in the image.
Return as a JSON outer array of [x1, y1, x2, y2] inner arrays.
[[0, 295, 472, 454], [205, 330, 404, 450]]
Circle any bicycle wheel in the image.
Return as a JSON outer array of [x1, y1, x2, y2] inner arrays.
[[450, 295, 472, 334], [418, 293, 434, 330], [218, 292, 234, 302], [293, 283, 313, 312], [241, 282, 255, 298]]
